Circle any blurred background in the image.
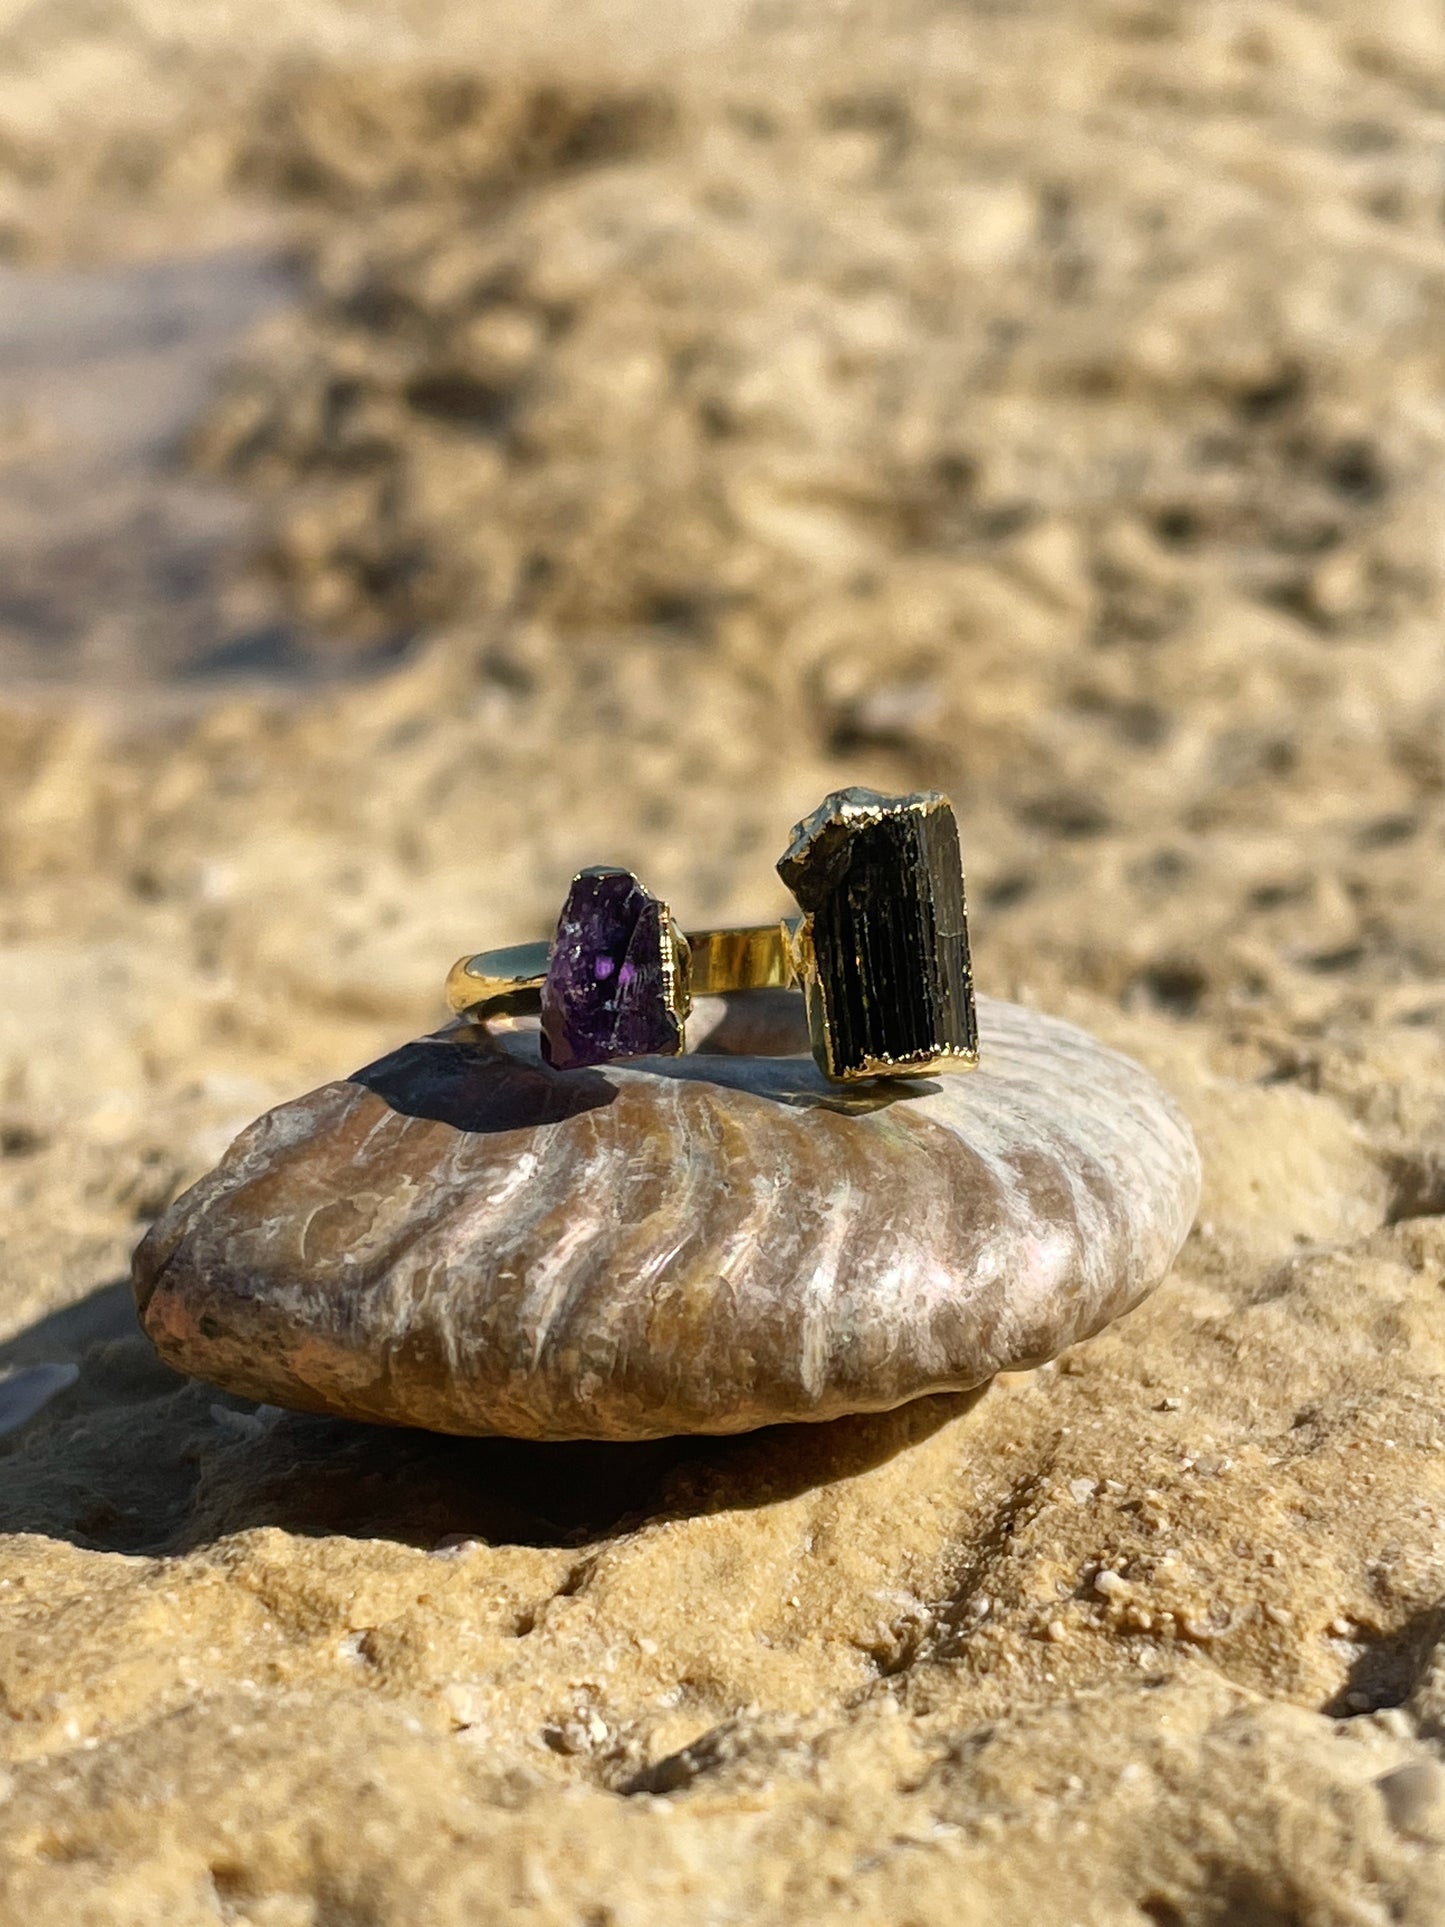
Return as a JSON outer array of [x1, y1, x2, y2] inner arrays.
[[2, 0, 1444, 1335]]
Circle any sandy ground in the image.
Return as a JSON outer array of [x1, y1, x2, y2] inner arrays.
[[1, 1, 1445, 1921], [0, 246, 303, 695]]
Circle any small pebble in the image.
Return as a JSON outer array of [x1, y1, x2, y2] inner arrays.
[[1377, 1760, 1445, 1841], [211, 1404, 266, 1440], [1046, 1619, 1069, 1644], [1327, 1616, 1355, 1639], [1068, 1478, 1098, 1503], [210, 1402, 283, 1441], [1372, 1709, 1414, 1741], [1093, 1569, 1129, 1598], [431, 1534, 484, 1558]]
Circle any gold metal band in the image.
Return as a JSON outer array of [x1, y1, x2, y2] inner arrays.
[[446, 920, 802, 1020], [686, 921, 800, 996], [445, 789, 977, 1082], [445, 941, 550, 1016]]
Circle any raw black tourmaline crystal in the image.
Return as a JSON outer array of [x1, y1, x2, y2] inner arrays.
[[540, 869, 683, 1070], [777, 788, 976, 1080]]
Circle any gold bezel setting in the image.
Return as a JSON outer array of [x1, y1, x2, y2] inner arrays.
[[444, 788, 978, 1084], [776, 788, 978, 1084]]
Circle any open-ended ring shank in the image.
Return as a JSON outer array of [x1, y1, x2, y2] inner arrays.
[[445, 790, 978, 1083], [446, 921, 800, 1020]]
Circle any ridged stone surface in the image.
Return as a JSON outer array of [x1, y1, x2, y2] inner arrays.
[[133, 995, 1201, 1441]]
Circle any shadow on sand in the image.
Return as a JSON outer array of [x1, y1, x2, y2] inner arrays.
[[0, 1278, 987, 1558]]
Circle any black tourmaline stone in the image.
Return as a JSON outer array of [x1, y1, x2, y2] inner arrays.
[[777, 788, 976, 1079], [541, 869, 683, 1070]]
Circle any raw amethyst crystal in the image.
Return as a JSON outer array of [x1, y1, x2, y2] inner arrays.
[[540, 869, 684, 1070]]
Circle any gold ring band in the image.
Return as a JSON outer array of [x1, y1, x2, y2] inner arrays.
[[446, 919, 801, 1020], [444, 787, 979, 1084]]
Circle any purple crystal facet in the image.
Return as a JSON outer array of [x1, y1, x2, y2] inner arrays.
[[540, 869, 681, 1070]]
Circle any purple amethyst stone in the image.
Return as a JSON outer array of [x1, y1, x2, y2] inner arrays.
[[540, 869, 684, 1070]]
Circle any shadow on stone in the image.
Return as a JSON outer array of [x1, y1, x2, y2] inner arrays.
[[0, 1279, 141, 1368], [0, 1279, 200, 1551], [1321, 1603, 1445, 1719], [351, 1032, 616, 1132], [0, 1278, 987, 1556], [429, 997, 935, 1117], [181, 1384, 987, 1552]]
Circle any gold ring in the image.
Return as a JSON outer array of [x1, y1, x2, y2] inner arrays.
[[446, 787, 979, 1085]]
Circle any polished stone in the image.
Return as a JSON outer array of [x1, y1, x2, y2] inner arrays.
[[133, 994, 1200, 1440], [777, 787, 976, 1080]]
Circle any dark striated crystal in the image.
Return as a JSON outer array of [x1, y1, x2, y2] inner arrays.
[[540, 869, 682, 1070], [777, 788, 976, 1079]]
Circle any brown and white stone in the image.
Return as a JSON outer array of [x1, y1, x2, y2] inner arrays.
[[132, 994, 1201, 1441]]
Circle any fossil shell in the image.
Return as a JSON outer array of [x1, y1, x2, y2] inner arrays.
[[133, 994, 1201, 1441]]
